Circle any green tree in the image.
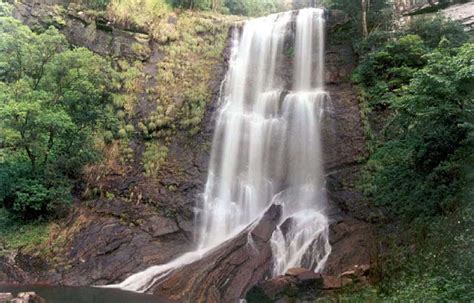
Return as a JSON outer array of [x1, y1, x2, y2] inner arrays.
[[353, 34, 428, 107], [0, 16, 116, 219], [364, 43, 473, 219], [405, 15, 468, 49], [322, 0, 391, 38]]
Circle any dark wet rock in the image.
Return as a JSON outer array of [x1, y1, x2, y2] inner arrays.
[[326, 9, 350, 29], [46, 199, 193, 286], [326, 165, 375, 222], [285, 267, 323, 283], [0, 254, 41, 285], [324, 218, 375, 278], [320, 11, 376, 291], [246, 268, 324, 303], [149, 205, 282, 303]]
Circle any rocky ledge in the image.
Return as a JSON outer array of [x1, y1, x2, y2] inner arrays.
[[246, 265, 371, 302], [14, 0, 152, 61], [0, 292, 45, 303], [150, 204, 282, 302]]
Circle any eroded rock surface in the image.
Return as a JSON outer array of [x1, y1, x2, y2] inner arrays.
[[322, 10, 376, 283], [14, 0, 152, 61], [149, 205, 282, 303]]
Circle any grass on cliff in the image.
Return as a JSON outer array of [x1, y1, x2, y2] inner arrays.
[[107, 0, 171, 28], [95, 1, 242, 178], [103, 10, 239, 178], [0, 208, 51, 253], [147, 11, 236, 135]]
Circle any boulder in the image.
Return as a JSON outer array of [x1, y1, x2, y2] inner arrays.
[[0, 293, 13, 303], [10, 292, 46, 303], [246, 268, 324, 302], [285, 267, 323, 283], [322, 275, 353, 290]]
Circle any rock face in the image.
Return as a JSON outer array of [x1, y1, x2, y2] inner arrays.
[[5, 0, 231, 288], [322, 9, 376, 283], [49, 199, 192, 285], [441, 2, 474, 32], [149, 205, 282, 302], [0, 256, 32, 284], [14, 0, 152, 61], [398, 1, 474, 32]]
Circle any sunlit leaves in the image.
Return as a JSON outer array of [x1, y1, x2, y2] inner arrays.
[[0, 16, 115, 219]]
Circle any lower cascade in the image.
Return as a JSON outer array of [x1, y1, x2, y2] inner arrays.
[[112, 7, 332, 293]]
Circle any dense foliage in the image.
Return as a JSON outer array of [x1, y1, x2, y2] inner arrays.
[[323, 0, 392, 39], [0, 15, 116, 219], [354, 17, 471, 220], [350, 13, 473, 300]]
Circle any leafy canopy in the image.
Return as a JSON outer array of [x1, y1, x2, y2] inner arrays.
[[0, 16, 116, 219]]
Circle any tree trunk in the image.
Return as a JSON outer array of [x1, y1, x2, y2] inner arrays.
[[361, 0, 369, 37]]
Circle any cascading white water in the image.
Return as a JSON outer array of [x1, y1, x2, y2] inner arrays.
[[110, 7, 332, 292], [269, 8, 331, 276], [197, 11, 292, 249]]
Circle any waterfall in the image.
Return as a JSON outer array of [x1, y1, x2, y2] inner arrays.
[[269, 8, 331, 276], [110, 7, 332, 293], [199, 7, 331, 275]]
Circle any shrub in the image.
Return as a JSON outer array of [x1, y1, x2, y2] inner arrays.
[[405, 15, 469, 49], [353, 34, 427, 107], [142, 142, 168, 178], [362, 43, 473, 219]]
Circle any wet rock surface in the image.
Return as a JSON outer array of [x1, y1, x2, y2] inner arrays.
[[322, 9, 376, 286], [0, 256, 33, 285], [246, 265, 371, 302], [324, 218, 375, 277], [150, 205, 282, 303], [247, 269, 324, 303], [50, 200, 192, 286]]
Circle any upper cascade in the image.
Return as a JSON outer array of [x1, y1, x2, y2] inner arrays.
[[199, 7, 331, 275]]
